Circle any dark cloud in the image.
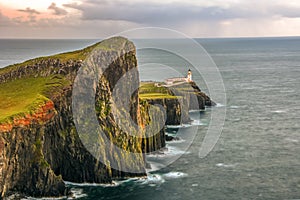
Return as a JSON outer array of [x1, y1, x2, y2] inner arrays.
[[48, 2, 68, 16], [17, 7, 40, 15]]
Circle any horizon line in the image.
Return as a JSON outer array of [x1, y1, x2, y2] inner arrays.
[[0, 35, 300, 40]]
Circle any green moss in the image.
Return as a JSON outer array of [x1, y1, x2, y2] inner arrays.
[[0, 76, 69, 123], [139, 93, 178, 100]]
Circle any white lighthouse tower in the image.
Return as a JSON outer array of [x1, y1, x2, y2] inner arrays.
[[187, 69, 192, 82]]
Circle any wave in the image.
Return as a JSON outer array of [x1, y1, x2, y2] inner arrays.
[[162, 172, 188, 179], [65, 180, 121, 187], [25, 195, 67, 200], [216, 163, 237, 168], [26, 197, 66, 200], [215, 103, 225, 108], [284, 138, 299, 143], [189, 109, 205, 113], [146, 145, 190, 158], [191, 119, 206, 126], [271, 110, 287, 113], [136, 171, 188, 186], [67, 188, 87, 199], [136, 174, 165, 186], [165, 124, 193, 128]]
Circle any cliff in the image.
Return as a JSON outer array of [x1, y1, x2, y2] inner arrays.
[[139, 81, 215, 126], [0, 37, 214, 198], [0, 37, 153, 198]]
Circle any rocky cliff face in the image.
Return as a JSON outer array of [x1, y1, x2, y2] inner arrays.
[[0, 37, 157, 198], [139, 81, 215, 126], [0, 37, 214, 198]]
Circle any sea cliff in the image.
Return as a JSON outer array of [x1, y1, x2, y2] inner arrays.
[[0, 37, 214, 198]]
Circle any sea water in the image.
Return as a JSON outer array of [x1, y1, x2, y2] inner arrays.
[[0, 37, 299, 199]]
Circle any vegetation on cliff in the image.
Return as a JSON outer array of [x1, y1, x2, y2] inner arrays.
[[139, 82, 178, 100], [0, 36, 214, 198], [0, 76, 69, 123], [0, 37, 151, 198]]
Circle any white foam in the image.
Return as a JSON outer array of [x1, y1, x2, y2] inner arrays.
[[271, 110, 287, 113], [68, 188, 87, 199], [232, 118, 241, 122], [191, 119, 205, 126], [163, 172, 188, 179], [24, 196, 67, 200], [215, 103, 225, 108], [229, 105, 239, 109], [285, 138, 299, 143], [64, 180, 120, 187], [216, 163, 237, 168], [189, 109, 205, 113], [165, 123, 193, 128], [137, 174, 165, 185]]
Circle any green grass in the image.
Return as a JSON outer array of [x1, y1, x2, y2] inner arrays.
[[0, 37, 132, 124], [0, 43, 97, 76], [139, 82, 170, 94], [0, 76, 69, 123], [139, 82, 179, 100], [139, 93, 178, 100]]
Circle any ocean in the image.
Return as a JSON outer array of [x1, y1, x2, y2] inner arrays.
[[0, 37, 299, 199]]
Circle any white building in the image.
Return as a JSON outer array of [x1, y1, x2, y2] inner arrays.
[[164, 69, 192, 85]]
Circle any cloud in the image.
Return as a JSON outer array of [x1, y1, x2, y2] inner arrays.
[[63, 1, 238, 25], [2, 0, 300, 38], [63, 0, 300, 26], [0, 11, 14, 27], [17, 7, 40, 15], [48, 2, 68, 16]]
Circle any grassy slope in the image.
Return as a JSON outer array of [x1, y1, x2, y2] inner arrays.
[[0, 76, 69, 123], [139, 82, 178, 100], [0, 42, 99, 123], [0, 37, 134, 124]]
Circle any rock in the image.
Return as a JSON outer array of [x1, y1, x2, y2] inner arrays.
[[0, 37, 153, 198], [0, 37, 215, 198], [165, 134, 180, 142]]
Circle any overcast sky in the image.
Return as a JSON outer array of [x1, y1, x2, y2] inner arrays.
[[1, 0, 300, 38]]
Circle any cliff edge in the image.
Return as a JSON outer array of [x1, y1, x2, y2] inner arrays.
[[0, 37, 149, 198], [0, 37, 214, 198]]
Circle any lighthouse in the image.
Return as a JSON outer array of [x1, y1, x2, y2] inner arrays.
[[187, 69, 192, 82]]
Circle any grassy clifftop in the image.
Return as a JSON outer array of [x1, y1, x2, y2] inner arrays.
[[139, 82, 178, 100], [0, 36, 134, 125], [0, 76, 68, 123]]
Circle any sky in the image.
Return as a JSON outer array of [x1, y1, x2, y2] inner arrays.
[[0, 0, 300, 38]]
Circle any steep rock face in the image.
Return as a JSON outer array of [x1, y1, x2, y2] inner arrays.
[[0, 37, 153, 198], [187, 81, 216, 109], [140, 81, 215, 126], [139, 100, 166, 153], [145, 98, 190, 125], [0, 37, 215, 198]]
